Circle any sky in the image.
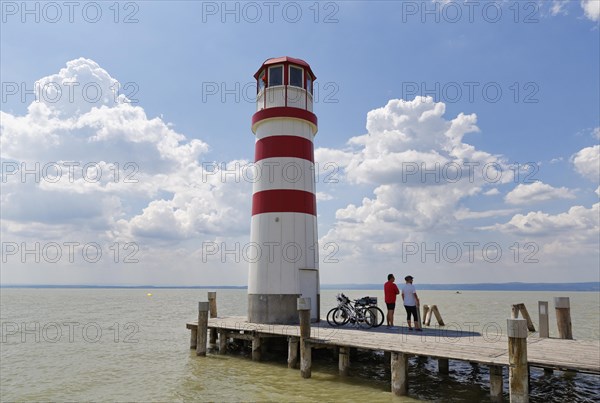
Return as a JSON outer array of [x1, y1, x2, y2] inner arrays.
[[1, 0, 599, 286]]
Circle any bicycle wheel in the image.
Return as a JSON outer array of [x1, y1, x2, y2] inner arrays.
[[333, 307, 350, 326], [369, 306, 385, 327], [358, 308, 375, 328], [326, 307, 338, 326]]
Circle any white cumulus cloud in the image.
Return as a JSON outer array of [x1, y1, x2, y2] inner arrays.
[[0, 59, 253, 285], [581, 0, 600, 21], [505, 182, 576, 205], [572, 144, 600, 182], [487, 203, 599, 237]]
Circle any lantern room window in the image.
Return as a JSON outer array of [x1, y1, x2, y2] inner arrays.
[[289, 66, 303, 88], [306, 75, 313, 94], [258, 70, 265, 92], [268, 65, 283, 86]]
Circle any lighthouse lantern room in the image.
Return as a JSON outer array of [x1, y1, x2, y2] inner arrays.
[[248, 57, 320, 324]]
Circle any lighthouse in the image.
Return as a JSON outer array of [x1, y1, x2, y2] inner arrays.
[[248, 57, 319, 324]]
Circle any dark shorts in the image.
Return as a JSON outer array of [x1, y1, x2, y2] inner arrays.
[[386, 303, 396, 311], [404, 305, 418, 321]]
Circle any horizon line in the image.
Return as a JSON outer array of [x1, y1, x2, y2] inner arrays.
[[1, 281, 598, 289]]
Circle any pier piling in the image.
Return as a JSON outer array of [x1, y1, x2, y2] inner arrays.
[[298, 298, 312, 379], [208, 292, 218, 349], [196, 302, 209, 356], [218, 329, 227, 354], [190, 326, 197, 349], [538, 301, 549, 338], [391, 352, 408, 396], [339, 346, 350, 376], [489, 365, 503, 401], [288, 337, 299, 368], [554, 297, 572, 340], [252, 335, 261, 361], [438, 358, 449, 374], [507, 318, 529, 403]]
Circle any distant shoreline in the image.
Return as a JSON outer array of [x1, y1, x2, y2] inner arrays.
[[1, 282, 598, 292]]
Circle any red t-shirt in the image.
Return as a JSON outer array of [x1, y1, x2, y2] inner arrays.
[[384, 281, 400, 304]]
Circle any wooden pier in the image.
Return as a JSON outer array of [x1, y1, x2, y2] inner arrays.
[[186, 296, 599, 402]]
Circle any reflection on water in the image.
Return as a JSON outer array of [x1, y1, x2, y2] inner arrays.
[[1, 289, 598, 402]]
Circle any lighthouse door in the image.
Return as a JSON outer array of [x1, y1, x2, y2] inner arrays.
[[299, 268, 318, 320]]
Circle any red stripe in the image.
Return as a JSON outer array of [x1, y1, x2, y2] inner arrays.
[[252, 190, 316, 216], [255, 136, 314, 163], [252, 107, 318, 134]]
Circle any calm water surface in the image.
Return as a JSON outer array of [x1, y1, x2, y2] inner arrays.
[[1, 289, 598, 402]]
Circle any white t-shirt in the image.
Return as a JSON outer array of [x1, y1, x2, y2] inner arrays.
[[402, 283, 417, 306]]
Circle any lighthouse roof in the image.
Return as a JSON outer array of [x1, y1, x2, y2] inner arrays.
[[254, 56, 316, 80]]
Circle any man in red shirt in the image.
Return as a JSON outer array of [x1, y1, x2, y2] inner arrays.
[[384, 273, 400, 328]]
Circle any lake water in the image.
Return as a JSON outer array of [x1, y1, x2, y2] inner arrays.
[[1, 288, 598, 402]]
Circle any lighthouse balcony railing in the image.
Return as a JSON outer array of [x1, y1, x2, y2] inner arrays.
[[257, 86, 313, 112]]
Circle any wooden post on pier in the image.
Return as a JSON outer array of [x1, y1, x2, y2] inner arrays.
[[424, 305, 444, 326], [511, 303, 535, 332], [218, 329, 227, 354], [208, 292, 217, 317], [339, 346, 350, 376], [539, 301, 553, 375], [431, 305, 445, 326], [288, 337, 299, 368], [196, 301, 209, 356], [208, 292, 218, 350], [190, 325, 197, 349], [554, 297, 572, 340], [438, 358, 449, 374], [489, 365, 503, 401], [422, 305, 430, 325], [298, 297, 312, 379], [507, 318, 529, 403], [538, 301, 549, 338], [391, 352, 408, 396], [252, 335, 261, 361]]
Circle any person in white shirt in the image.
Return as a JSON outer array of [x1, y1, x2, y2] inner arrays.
[[401, 275, 421, 331]]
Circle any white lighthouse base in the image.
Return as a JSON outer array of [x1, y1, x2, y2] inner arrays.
[[248, 293, 320, 324]]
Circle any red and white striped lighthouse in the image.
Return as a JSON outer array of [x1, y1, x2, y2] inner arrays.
[[248, 57, 319, 324]]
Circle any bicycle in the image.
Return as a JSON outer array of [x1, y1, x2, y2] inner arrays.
[[326, 293, 377, 328], [355, 296, 385, 328], [326, 293, 349, 326]]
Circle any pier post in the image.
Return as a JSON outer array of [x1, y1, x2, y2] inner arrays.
[[438, 358, 449, 374], [489, 365, 503, 401], [252, 335, 261, 361], [339, 346, 350, 376], [208, 292, 218, 349], [391, 352, 408, 396], [507, 318, 529, 403], [554, 297, 572, 339], [208, 291, 217, 317], [218, 329, 227, 354], [298, 297, 312, 379], [422, 305, 430, 325], [431, 305, 445, 326], [511, 304, 519, 319], [512, 303, 535, 332], [519, 305, 535, 332], [538, 301, 549, 338], [196, 302, 209, 356], [190, 326, 197, 349], [288, 337, 299, 368]]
